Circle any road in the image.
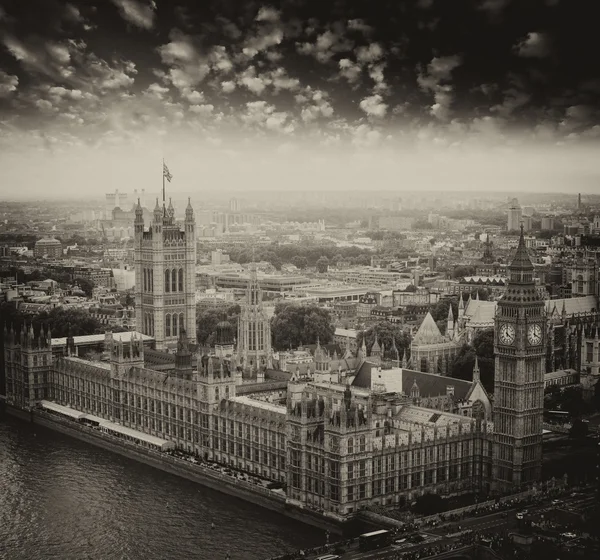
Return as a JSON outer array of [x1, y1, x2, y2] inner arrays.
[[301, 490, 597, 560]]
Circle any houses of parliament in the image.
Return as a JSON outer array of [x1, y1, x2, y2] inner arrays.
[[3, 198, 546, 519]]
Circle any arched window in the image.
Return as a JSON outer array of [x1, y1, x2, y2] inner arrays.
[[178, 268, 184, 292], [149, 270, 153, 292], [165, 314, 171, 337], [143, 269, 147, 292], [144, 313, 148, 335], [577, 275, 584, 294], [165, 269, 170, 293], [33, 355, 38, 366], [151, 316, 154, 336], [472, 400, 485, 421], [179, 313, 184, 333], [172, 268, 177, 292], [347, 437, 354, 454], [172, 313, 178, 337]]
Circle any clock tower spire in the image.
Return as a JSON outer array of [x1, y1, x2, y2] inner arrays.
[[493, 225, 545, 492]]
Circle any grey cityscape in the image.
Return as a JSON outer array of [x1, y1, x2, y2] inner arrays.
[[1, 1, 599, 560]]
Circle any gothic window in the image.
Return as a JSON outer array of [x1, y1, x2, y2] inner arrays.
[[165, 314, 171, 337], [143, 269, 147, 292], [173, 314, 178, 337], [178, 268, 184, 292], [472, 400, 485, 421], [165, 269, 170, 293], [150, 270, 153, 292], [172, 268, 177, 292], [577, 275, 584, 294], [151, 316, 154, 336], [179, 313, 184, 333], [347, 437, 354, 454]]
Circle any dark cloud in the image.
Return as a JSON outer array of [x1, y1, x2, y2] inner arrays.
[[0, 0, 597, 150]]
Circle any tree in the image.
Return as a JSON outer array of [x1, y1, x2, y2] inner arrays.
[[291, 256, 308, 270], [125, 293, 134, 307], [316, 256, 329, 273], [594, 379, 600, 412], [452, 266, 476, 279], [404, 284, 417, 292], [357, 322, 411, 359], [449, 328, 495, 392], [569, 418, 589, 439], [271, 304, 334, 350], [413, 493, 445, 515], [76, 278, 95, 298], [429, 298, 458, 323], [196, 304, 240, 346], [35, 308, 103, 338]]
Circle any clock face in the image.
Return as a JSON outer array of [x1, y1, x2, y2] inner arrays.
[[527, 324, 543, 346], [499, 323, 515, 345]]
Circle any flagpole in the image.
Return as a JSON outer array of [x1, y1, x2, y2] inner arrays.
[[162, 158, 166, 207]]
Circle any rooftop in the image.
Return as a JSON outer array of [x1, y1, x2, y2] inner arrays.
[[230, 395, 286, 415], [51, 331, 153, 347]]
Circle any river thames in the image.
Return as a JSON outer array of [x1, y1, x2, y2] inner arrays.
[[0, 416, 325, 560]]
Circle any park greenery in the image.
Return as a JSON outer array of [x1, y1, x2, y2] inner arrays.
[[271, 303, 335, 350]]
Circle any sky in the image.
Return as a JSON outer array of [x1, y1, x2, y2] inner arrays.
[[0, 0, 599, 198]]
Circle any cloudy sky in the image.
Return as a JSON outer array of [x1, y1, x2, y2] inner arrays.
[[0, 0, 599, 198]]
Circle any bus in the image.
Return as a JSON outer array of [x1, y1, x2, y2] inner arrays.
[[358, 529, 392, 552], [544, 410, 571, 423]]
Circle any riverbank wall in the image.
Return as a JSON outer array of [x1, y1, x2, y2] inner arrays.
[[4, 405, 345, 536]]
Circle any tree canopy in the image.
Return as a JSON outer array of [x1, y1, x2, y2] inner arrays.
[[196, 304, 240, 346], [271, 304, 334, 350], [449, 328, 495, 392], [357, 322, 411, 359]]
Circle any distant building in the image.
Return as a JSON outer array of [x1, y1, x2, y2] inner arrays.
[[541, 217, 555, 231], [379, 216, 416, 231], [507, 201, 522, 232], [34, 238, 62, 259]]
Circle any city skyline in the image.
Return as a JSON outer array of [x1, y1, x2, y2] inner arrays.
[[0, 1, 599, 197]]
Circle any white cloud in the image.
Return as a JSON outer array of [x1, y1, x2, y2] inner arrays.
[[338, 58, 362, 84], [111, 0, 157, 30], [209, 46, 233, 73], [490, 88, 530, 118], [180, 89, 204, 103], [238, 66, 270, 95], [48, 86, 84, 100], [269, 68, 300, 93], [256, 6, 280, 23], [35, 99, 55, 113], [189, 104, 214, 115], [297, 88, 334, 123], [157, 31, 210, 92], [355, 43, 384, 64], [360, 94, 388, 117], [515, 32, 551, 58], [417, 55, 462, 121], [221, 81, 236, 93], [87, 56, 137, 90], [347, 19, 373, 34], [297, 29, 353, 63], [144, 83, 170, 99], [351, 124, 383, 148], [0, 70, 18, 97]]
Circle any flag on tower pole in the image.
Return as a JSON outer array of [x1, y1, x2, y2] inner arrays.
[[163, 162, 173, 182]]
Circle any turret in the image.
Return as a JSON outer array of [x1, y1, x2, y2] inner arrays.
[[473, 355, 480, 383], [134, 198, 144, 236], [447, 304, 455, 339], [153, 198, 162, 224]]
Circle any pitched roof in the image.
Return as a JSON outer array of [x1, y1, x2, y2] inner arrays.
[[351, 362, 473, 400], [464, 300, 497, 326], [545, 296, 596, 317], [412, 312, 444, 345]]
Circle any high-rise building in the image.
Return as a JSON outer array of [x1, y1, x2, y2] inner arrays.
[[493, 227, 545, 492], [134, 197, 196, 350], [229, 197, 240, 212], [507, 200, 522, 232], [541, 217, 555, 231]]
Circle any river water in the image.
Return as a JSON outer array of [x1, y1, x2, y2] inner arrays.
[[0, 416, 324, 560]]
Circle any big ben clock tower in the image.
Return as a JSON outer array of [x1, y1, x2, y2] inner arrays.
[[493, 226, 545, 492]]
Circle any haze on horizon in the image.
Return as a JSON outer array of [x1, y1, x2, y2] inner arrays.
[[0, 1, 599, 199]]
